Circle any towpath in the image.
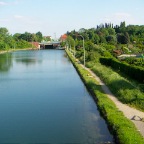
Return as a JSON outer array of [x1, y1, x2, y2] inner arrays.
[[82, 65, 144, 137]]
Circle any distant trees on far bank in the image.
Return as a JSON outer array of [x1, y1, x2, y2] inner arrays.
[[0, 27, 47, 51]]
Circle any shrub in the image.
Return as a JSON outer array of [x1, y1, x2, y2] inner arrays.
[[100, 57, 144, 83]]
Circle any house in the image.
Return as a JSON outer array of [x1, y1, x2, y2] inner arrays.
[[60, 34, 67, 42]]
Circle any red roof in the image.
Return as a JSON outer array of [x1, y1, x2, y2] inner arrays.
[[60, 34, 67, 41]]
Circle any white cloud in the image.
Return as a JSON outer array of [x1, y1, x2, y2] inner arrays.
[[0, 1, 7, 6], [14, 15, 23, 19], [0, 0, 21, 6]]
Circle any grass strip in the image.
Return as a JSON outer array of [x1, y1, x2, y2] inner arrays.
[[86, 61, 144, 111], [66, 50, 144, 144]]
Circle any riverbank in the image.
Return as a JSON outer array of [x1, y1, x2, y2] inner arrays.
[[0, 48, 39, 54], [66, 50, 144, 144]]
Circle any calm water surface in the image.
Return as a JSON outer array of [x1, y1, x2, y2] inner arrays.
[[0, 50, 114, 143]]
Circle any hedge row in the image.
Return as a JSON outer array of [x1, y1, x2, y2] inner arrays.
[[99, 57, 144, 83]]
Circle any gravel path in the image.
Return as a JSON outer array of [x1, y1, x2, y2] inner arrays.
[[84, 66, 144, 137]]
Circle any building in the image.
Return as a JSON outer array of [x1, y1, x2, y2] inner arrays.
[[60, 34, 67, 42]]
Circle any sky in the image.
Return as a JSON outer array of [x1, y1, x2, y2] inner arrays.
[[0, 0, 144, 39]]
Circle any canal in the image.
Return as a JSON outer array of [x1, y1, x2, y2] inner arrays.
[[0, 50, 114, 143]]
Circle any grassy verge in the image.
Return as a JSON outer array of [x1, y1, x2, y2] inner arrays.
[[86, 61, 144, 112], [66, 50, 144, 144]]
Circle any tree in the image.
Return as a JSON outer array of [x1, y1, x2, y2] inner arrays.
[[0, 27, 9, 37], [79, 28, 86, 33], [0, 28, 11, 50], [99, 35, 106, 43], [36, 31, 43, 42], [100, 28, 109, 36], [66, 36, 74, 48], [19, 32, 32, 41], [120, 21, 126, 33], [0, 42, 7, 50], [124, 32, 130, 44], [93, 34, 100, 44], [31, 34, 38, 42], [106, 35, 117, 44], [60, 41, 66, 47], [13, 33, 21, 41], [117, 33, 130, 44], [117, 33, 125, 44], [107, 28, 116, 35], [85, 41, 95, 51]]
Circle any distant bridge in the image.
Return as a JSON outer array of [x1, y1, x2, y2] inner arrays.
[[39, 41, 61, 49]]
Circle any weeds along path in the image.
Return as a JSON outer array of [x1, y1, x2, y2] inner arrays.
[[81, 64, 144, 137]]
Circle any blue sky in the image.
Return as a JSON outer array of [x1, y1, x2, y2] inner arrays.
[[0, 0, 144, 38]]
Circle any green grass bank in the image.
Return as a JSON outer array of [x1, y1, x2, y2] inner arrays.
[[86, 60, 144, 112], [66, 50, 144, 144]]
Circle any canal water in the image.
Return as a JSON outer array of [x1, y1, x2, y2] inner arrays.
[[0, 50, 114, 143]]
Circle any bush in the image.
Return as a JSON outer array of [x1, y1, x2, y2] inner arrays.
[[124, 57, 144, 67], [100, 57, 144, 83]]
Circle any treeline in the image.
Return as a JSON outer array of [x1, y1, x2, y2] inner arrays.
[[65, 22, 144, 83], [0, 27, 51, 51], [66, 21, 144, 54]]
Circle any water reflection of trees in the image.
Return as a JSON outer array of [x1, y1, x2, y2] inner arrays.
[[14, 51, 42, 66], [0, 53, 12, 72], [15, 58, 42, 66]]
